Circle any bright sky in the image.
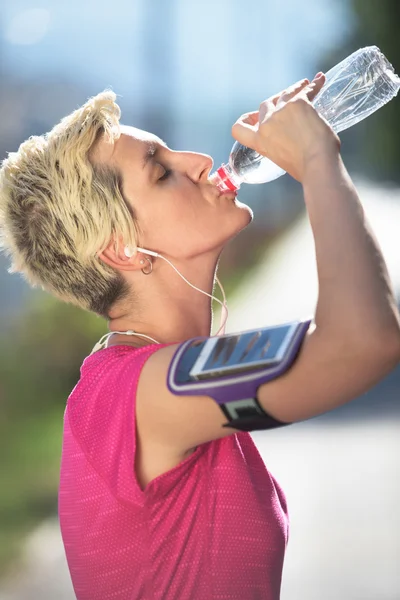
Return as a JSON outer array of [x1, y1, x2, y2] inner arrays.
[[1, 0, 355, 105]]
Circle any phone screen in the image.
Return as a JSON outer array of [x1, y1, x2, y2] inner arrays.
[[189, 322, 297, 380]]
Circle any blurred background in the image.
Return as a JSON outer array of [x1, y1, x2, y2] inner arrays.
[[0, 0, 399, 598]]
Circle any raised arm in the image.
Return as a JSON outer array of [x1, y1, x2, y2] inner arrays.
[[233, 74, 400, 422], [256, 147, 400, 423], [304, 149, 400, 343]]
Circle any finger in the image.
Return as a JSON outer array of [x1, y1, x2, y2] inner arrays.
[[305, 72, 326, 102], [240, 110, 259, 127], [275, 78, 310, 107], [232, 111, 259, 147], [258, 98, 276, 124], [295, 73, 326, 105], [269, 78, 310, 106], [231, 120, 257, 147], [239, 76, 312, 125]]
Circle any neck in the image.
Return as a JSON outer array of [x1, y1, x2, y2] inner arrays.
[[108, 254, 221, 346]]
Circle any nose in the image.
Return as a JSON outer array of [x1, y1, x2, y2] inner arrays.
[[177, 151, 214, 183]]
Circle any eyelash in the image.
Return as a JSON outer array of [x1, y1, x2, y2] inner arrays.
[[158, 168, 172, 182]]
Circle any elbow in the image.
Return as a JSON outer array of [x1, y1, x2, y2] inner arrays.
[[361, 327, 400, 373], [384, 329, 400, 365], [337, 329, 400, 391], [378, 318, 400, 358]]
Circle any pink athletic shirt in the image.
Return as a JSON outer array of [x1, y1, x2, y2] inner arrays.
[[59, 344, 289, 599]]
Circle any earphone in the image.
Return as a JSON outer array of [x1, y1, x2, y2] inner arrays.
[[124, 246, 159, 258], [123, 245, 228, 336]]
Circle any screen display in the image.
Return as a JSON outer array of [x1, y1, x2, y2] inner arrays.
[[189, 322, 296, 380]]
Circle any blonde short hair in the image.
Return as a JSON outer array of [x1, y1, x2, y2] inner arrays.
[[0, 90, 140, 318]]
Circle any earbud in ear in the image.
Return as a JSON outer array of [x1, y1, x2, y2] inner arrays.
[[124, 245, 159, 259], [136, 247, 159, 258], [124, 246, 135, 258]]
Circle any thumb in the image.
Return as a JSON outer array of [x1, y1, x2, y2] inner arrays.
[[231, 114, 258, 148]]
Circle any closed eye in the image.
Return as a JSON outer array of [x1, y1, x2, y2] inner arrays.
[[158, 168, 172, 182]]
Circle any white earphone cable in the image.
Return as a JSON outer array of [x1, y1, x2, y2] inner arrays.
[[152, 252, 228, 336], [90, 246, 229, 354]]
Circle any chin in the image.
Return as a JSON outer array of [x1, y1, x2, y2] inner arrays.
[[234, 198, 254, 223], [222, 203, 253, 245]]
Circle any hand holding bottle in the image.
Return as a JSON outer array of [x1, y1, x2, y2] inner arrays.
[[231, 74, 340, 182], [210, 46, 399, 191]]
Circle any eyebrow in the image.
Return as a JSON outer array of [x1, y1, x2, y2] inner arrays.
[[141, 142, 157, 170], [141, 139, 167, 170]]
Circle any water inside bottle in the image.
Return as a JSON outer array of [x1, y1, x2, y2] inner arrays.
[[229, 142, 285, 184]]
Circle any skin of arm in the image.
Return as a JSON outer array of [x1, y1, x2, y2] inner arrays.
[[254, 146, 400, 424], [302, 148, 400, 351], [232, 75, 400, 355]]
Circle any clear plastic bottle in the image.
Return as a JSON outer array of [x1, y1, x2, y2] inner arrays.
[[210, 46, 400, 192]]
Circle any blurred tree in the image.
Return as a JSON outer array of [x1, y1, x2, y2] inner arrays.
[[2, 295, 106, 417], [0, 296, 106, 577], [321, 0, 400, 182]]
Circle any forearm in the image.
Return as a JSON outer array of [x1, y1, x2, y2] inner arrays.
[[302, 150, 400, 344]]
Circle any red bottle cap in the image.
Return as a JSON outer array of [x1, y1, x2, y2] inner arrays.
[[216, 166, 238, 192]]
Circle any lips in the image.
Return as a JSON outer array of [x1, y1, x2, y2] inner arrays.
[[219, 189, 238, 198]]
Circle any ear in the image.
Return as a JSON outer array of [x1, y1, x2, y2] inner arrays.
[[97, 240, 143, 272]]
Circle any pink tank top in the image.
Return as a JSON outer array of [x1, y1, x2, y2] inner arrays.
[[59, 344, 289, 599]]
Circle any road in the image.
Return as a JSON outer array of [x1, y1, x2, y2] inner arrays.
[[1, 411, 399, 600]]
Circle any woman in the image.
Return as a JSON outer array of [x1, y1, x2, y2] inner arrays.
[[1, 74, 399, 599]]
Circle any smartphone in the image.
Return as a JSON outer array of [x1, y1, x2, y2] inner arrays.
[[188, 321, 299, 380]]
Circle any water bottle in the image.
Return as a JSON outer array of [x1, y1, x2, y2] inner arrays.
[[209, 46, 400, 192]]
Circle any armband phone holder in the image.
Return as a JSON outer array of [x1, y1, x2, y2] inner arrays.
[[167, 318, 312, 432]]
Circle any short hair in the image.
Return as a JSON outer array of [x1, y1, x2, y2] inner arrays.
[[0, 90, 140, 319]]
